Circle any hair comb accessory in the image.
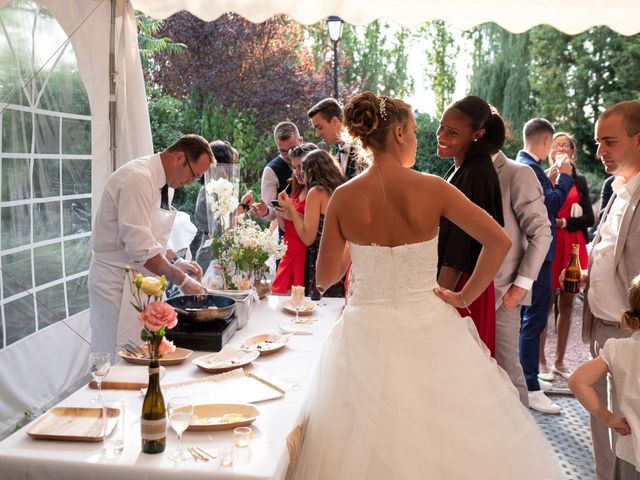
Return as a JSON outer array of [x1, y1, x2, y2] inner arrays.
[[379, 97, 388, 121]]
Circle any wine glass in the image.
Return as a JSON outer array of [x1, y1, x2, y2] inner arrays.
[[168, 397, 193, 462], [290, 285, 305, 323], [88, 352, 111, 405]]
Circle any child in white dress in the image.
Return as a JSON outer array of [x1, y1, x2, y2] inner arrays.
[[569, 273, 640, 479]]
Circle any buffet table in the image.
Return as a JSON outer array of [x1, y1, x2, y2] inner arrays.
[[0, 295, 344, 480]]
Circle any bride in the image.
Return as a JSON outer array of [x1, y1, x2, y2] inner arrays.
[[294, 92, 565, 479]]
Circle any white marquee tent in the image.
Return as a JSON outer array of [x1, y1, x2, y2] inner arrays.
[[0, 0, 638, 436]]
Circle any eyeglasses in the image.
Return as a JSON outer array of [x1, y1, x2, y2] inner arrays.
[[552, 142, 574, 150], [183, 156, 202, 181]]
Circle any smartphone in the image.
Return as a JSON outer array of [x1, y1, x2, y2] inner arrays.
[[270, 200, 281, 208]]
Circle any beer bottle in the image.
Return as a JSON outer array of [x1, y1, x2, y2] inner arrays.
[[563, 243, 582, 294]]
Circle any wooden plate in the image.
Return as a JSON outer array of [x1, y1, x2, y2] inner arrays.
[[192, 350, 260, 374], [240, 333, 289, 356], [27, 407, 118, 442], [188, 403, 259, 431], [282, 299, 315, 316], [117, 347, 193, 366]]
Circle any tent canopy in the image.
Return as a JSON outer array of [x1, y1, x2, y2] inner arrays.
[[131, 0, 640, 35]]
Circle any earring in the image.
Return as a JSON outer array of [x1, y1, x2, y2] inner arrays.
[[473, 138, 478, 142]]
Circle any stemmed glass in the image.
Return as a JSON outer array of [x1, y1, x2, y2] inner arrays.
[[291, 285, 305, 323], [88, 352, 111, 405], [168, 397, 193, 462]]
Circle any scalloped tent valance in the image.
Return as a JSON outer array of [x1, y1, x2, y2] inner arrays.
[[131, 0, 640, 35]]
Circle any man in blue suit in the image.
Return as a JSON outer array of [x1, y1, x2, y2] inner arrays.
[[517, 118, 574, 413]]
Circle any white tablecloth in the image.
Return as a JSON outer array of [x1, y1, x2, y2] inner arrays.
[[0, 296, 344, 480]]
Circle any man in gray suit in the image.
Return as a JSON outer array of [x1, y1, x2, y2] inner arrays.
[[578, 100, 640, 480], [492, 150, 552, 407]]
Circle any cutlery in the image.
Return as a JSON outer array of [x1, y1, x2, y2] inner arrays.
[[193, 446, 217, 460], [188, 446, 208, 461]]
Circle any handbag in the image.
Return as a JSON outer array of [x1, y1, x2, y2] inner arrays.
[[570, 203, 583, 218]]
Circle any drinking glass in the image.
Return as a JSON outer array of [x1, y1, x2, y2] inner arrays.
[[168, 397, 193, 462], [103, 399, 125, 456], [291, 285, 305, 323], [233, 426, 253, 448], [88, 352, 111, 405]]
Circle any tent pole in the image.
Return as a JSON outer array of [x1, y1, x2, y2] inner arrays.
[[109, 0, 117, 172]]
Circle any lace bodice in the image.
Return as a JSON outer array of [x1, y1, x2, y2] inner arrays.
[[347, 238, 439, 306]]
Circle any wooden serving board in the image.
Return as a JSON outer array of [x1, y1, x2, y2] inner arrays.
[[89, 365, 166, 390], [27, 407, 118, 442]]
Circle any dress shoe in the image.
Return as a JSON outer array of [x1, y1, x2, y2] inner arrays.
[[538, 371, 555, 382], [538, 379, 553, 392], [528, 390, 561, 414], [552, 366, 573, 379]]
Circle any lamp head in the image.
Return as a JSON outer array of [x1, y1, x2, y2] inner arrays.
[[327, 16, 344, 42]]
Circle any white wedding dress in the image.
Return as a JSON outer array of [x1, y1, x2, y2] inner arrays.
[[295, 238, 565, 479]]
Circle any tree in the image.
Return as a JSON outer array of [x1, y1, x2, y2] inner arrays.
[[151, 12, 329, 133], [421, 20, 459, 118], [136, 13, 185, 73]]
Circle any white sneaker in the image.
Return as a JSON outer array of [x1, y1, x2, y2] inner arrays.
[[539, 379, 553, 392], [528, 390, 561, 414], [538, 371, 555, 382]]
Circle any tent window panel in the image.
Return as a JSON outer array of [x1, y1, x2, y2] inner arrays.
[[66, 275, 89, 316], [34, 113, 59, 155], [1, 204, 30, 249], [61, 158, 90, 194], [1, 109, 32, 154], [33, 243, 62, 287], [62, 198, 91, 236], [1, 250, 32, 298], [1, 157, 30, 201], [36, 283, 66, 329], [64, 236, 90, 276], [33, 158, 60, 198], [61, 119, 90, 155], [33, 201, 61, 242], [4, 295, 35, 346]]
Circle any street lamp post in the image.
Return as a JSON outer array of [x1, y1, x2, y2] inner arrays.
[[327, 16, 344, 100]]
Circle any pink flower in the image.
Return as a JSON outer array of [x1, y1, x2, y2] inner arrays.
[[241, 236, 257, 248], [158, 337, 176, 355], [139, 301, 178, 332]]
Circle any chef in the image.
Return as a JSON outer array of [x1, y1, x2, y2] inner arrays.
[[89, 134, 212, 357]]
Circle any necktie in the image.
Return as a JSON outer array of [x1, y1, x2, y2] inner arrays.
[[160, 184, 169, 210]]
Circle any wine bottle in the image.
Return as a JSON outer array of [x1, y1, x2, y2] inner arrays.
[[141, 358, 166, 453], [563, 243, 582, 294]]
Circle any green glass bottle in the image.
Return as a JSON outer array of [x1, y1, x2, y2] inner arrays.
[[141, 358, 166, 453]]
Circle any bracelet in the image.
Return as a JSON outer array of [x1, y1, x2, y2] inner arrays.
[[457, 291, 472, 315]]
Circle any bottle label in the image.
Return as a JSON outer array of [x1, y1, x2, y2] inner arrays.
[[141, 417, 166, 440], [148, 367, 160, 374]]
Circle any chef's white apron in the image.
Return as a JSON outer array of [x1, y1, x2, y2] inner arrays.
[[89, 206, 176, 357]]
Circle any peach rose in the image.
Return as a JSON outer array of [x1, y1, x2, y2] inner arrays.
[[139, 301, 178, 332], [158, 337, 176, 355]]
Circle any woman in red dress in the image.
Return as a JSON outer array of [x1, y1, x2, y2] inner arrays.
[[271, 144, 316, 294], [436, 97, 505, 357], [539, 132, 594, 380]]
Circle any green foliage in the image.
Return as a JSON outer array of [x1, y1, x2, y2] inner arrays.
[[421, 21, 459, 118], [414, 112, 450, 177], [136, 12, 186, 71]]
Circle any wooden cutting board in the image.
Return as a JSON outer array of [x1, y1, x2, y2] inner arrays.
[[89, 365, 166, 390]]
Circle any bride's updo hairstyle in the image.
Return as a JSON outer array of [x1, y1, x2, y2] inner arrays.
[[343, 92, 412, 151], [450, 95, 505, 157]]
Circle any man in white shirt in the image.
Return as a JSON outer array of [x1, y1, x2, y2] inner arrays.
[[89, 134, 213, 357], [252, 122, 302, 220], [307, 98, 362, 179], [579, 100, 640, 480], [492, 149, 552, 406]]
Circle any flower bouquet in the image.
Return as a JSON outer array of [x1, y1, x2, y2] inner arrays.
[[210, 216, 286, 292], [125, 267, 178, 360], [205, 176, 239, 234]]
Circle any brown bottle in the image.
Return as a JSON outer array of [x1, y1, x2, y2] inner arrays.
[[563, 243, 582, 294]]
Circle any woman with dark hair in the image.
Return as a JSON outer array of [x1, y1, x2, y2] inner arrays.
[[539, 132, 594, 381], [278, 149, 346, 298], [436, 95, 505, 356], [271, 143, 317, 294], [295, 91, 563, 479]]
